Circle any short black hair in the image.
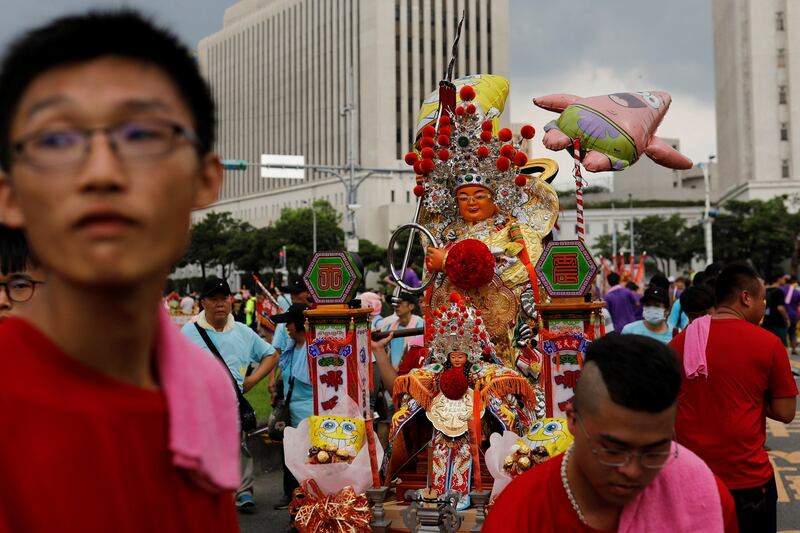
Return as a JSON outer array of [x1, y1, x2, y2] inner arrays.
[[648, 273, 670, 291], [398, 292, 418, 307], [577, 333, 681, 413], [607, 272, 620, 286], [0, 225, 37, 275], [679, 285, 715, 314], [715, 263, 762, 306], [0, 10, 215, 172]]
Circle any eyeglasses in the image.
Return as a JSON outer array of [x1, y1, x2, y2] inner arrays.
[[0, 275, 45, 303], [456, 193, 493, 203], [11, 119, 199, 172], [574, 411, 677, 469]]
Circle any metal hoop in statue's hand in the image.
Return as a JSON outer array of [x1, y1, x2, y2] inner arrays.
[[387, 223, 440, 294]]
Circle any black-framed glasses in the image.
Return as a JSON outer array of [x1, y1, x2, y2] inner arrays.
[[574, 411, 677, 469], [0, 275, 45, 303], [11, 118, 199, 172]]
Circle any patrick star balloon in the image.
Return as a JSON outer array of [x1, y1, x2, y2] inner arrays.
[[533, 91, 693, 172]]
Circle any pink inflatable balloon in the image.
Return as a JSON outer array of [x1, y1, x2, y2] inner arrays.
[[533, 91, 693, 172]]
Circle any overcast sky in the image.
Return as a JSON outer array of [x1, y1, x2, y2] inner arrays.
[[0, 0, 715, 190]]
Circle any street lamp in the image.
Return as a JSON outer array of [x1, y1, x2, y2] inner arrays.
[[302, 200, 318, 254], [701, 155, 716, 265]]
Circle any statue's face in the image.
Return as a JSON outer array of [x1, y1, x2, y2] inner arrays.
[[449, 351, 467, 368], [456, 185, 497, 223]]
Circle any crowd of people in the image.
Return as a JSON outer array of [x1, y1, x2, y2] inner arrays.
[[0, 9, 798, 533]]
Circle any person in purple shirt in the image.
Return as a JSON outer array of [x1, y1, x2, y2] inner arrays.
[[604, 272, 641, 331], [385, 266, 421, 289], [779, 274, 800, 354]]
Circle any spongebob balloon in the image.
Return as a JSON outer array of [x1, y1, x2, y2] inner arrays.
[[518, 417, 573, 457], [309, 415, 366, 454]]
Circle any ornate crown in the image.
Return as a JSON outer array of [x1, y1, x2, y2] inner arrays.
[[404, 85, 537, 218], [427, 293, 495, 365]]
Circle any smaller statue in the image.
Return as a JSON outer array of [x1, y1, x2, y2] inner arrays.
[[388, 293, 536, 510]]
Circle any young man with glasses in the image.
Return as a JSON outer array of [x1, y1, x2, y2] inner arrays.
[[0, 11, 239, 531], [484, 334, 738, 532], [0, 224, 45, 320]]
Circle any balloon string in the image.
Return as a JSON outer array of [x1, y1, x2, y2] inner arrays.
[[573, 137, 585, 243]]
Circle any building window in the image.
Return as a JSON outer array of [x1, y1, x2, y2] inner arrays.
[[778, 48, 786, 68], [777, 12, 785, 31], [781, 123, 789, 141], [391, 190, 395, 202], [779, 85, 787, 104], [783, 160, 791, 178], [406, 190, 410, 203]]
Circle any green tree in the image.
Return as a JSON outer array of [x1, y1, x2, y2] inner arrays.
[[180, 211, 244, 278], [270, 200, 345, 275], [713, 198, 799, 275]]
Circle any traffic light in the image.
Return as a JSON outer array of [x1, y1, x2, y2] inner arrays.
[[221, 159, 248, 170]]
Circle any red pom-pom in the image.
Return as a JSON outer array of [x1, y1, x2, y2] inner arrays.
[[437, 149, 450, 161], [421, 147, 436, 160], [413, 160, 423, 175], [466, 103, 477, 114], [439, 126, 452, 137], [499, 144, 515, 158], [455, 106, 465, 116], [420, 159, 436, 174], [476, 146, 490, 158], [475, 318, 482, 324], [480, 130, 493, 143], [439, 115, 451, 126], [498, 128, 513, 142], [515, 174, 527, 187], [413, 184, 425, 197], [448, 293, 462, 303], [514, 152, 529, 167], [483, 346, 493, 355], [439, 367, 469, 400], [445, 239, 494, 290], [422, 125, 437, 138], [473, 327, 480, 334], [481, 121, 494, 132], [520, 124, 535, 139], [475, 310, 482, 316], [437, 135, 450, 146], [496, 157, 511, 172], [420, 136, 435, 149], [459, 85, 476, 101], [404, 152, 419, 166]]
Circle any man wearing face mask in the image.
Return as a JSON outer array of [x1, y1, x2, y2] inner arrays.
[[621, 286, 672, 344]]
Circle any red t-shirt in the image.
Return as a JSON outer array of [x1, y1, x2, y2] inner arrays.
[[670, 318, 798, 490], [0, 318, 238, 533], [483, 453, 738, 532]]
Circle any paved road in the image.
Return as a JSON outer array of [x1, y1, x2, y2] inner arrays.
[[769, 353, 800, 532], [240, 355, 800, 533]]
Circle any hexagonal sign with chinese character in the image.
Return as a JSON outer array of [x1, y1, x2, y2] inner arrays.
[[303, 251, 363, 304], [535, 240, 597, 297]]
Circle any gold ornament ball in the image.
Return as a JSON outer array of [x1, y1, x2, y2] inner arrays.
[[503, 456, 515, 468], [518, 444, 531, 455], [518, 456, 532, 470], [336, 448, 350, 459], [317, 450, 331, 464]]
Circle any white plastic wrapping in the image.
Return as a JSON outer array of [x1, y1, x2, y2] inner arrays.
[[283, 418, 384, 495], [484, 430, 521, 498]]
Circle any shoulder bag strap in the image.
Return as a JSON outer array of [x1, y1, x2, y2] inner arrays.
[[284, 341, 296, 404], [194, 322, 248, 403]]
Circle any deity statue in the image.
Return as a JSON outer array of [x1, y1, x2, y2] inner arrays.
[[387, 293, 536, 510], [405, 82, 560, 374]]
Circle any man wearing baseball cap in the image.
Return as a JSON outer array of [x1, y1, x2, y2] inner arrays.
[[621, 286, 673, 344], [181, 278, 278, 511]]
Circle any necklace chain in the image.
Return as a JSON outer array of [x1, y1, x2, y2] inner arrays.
[[561, 444, 589, 526]]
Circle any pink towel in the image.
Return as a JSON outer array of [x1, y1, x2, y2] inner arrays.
[[683, 314, 711, 379], [155, 308, 241, 492], [619, 443, 723, 533]]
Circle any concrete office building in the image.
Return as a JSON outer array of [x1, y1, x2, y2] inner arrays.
[[713, 0, 800, 201], [195, 0, 509, 247]]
